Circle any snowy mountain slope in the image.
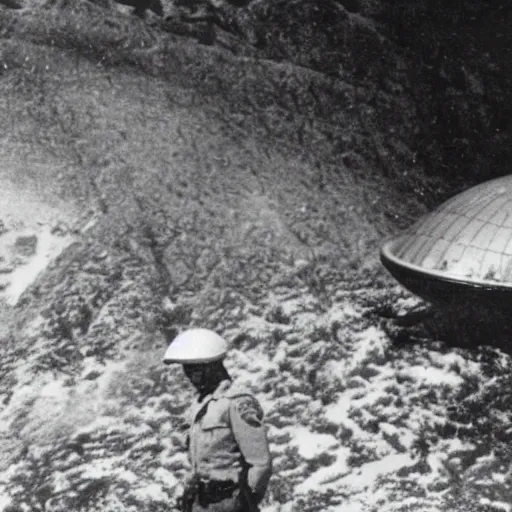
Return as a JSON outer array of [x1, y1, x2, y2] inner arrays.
[[2, 273, 512, 512], [1, 2, 512, 512]]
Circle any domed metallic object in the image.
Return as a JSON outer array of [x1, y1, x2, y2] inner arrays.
[[380, 175, 512, 305]]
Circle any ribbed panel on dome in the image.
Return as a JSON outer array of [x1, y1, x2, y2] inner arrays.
[[387, 175, 512, 284]]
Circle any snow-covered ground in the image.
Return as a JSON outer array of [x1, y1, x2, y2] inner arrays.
[[0, 184, 511, 511], [4, 276, 511, 512]]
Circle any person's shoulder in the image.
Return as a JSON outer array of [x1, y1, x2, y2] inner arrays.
[[225, 380, 253, 399], [227, 384, 265, 428]]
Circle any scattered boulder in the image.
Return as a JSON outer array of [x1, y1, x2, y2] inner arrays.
[[83, 369, 102, 380], [13, 235, 37, 258], [51, 222, 69, 236]]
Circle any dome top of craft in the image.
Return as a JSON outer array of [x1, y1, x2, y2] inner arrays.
[[381, 175, 512, 297]]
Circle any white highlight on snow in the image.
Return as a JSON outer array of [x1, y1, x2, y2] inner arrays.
[[133, 483, 169, 501], [346, 326, 387, 372], [80, 458, 118, 479], [81, 216, 98, 233], [0, 495, 12, 511], [399, 365, 464, 387], [342, 453, 415, 490], [480, 498, 511, 512], [119, 470, 138, 484], [154, 467, 179, 487], [324, 394, 365, 439], [40, 378, 66, 398], [291, 427, 339, 459]]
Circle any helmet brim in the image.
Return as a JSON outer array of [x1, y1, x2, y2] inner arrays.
[[163, 354, 226, 365]]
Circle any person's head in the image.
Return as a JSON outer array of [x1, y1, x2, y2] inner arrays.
[[163, 328, 230, 394], [182, 360, 229, 393]]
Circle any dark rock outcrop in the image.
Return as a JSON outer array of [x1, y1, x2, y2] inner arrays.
[[0, 0, 22, 9], [115, 0, 163, 16], [14, 235, 38, 258]]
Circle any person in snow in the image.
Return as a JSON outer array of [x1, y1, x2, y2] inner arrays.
[[163, 328, 272, 512]]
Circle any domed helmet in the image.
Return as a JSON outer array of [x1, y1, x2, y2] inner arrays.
[[163, 328, 228, 365]]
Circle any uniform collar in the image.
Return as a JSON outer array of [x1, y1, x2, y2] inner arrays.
[[212, 379, 233, 399], [197, 379, 232, 403], [191, 379, 233, 421]]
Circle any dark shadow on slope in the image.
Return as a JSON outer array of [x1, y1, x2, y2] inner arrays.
[[382, 302, 512, 359], [372, 0, 512, 189]]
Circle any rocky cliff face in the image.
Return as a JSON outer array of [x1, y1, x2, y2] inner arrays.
[[1, 1, 511, 511], [376, 0, 512, 186], [233, 0, 512, 190]]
